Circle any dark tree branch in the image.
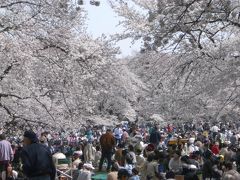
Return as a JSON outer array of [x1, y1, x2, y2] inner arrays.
[[0, 102, 14, 117], [34, 98, 56, 123], [0, 93, 23, 99], [0, 1, 38, 8], [0, 64, 14, 81]]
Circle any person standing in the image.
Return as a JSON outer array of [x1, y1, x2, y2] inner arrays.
[[149, 125, 161, 147], [0, 134, 14, 180], [114, 125, 123, 145], [99, 129, 115, 172], [21, 131, 56, 180]]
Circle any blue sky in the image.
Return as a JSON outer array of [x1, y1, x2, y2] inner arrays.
[[84, 0, 141, 57]]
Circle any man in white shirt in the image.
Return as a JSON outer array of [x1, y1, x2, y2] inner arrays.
[[210, 125, 220, 140], [114, 124, 123, 145]]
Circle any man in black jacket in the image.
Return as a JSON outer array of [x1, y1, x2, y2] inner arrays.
[[21, 131, 56, 180]]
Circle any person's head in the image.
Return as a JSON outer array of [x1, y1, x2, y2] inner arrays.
[[23, 131, 38, 145], [193, 151, 201, 159], [173, 150, 182, 159], [125, 153, 133, 164], [76, 146, 81, 151], [118, 143, 125, 149], [78, 162, 84, 170], [132, 168, 139, 176], [73, 152, 80, 160], [39, 136, 47, 144], [111, 162, 119, 172], [96, 145, 100, 151], [0, 134, 6, 141], [147, 153, 155, 162], [146, 143, 155, 152], [128, 144, 134, 152], [135, 148, 142, 155], [165, 171, 175, 179], [222, 142, 228, 148], [118, 169, 130, 180], [205, 149, 213, 159], [225, 161, 233, 171], [106, 129, 112, 134], [181, 155, 190, 164]]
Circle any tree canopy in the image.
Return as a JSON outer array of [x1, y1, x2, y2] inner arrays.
[[1, 0, 240, 131]]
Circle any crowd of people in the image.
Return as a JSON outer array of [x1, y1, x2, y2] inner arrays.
[[1, 120, 240, 180]]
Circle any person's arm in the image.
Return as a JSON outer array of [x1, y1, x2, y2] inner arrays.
[[49, 154, 56, 180], [99, 136, 103, 147], [9, 145, 14, 161], [168, 159, 173, 170], [111, 136, 115, 146], [114, 161, 125, 169]]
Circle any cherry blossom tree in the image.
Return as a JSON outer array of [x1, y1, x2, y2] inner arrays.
[[110, 0, 240, 122], [0, 0, 144, 132]]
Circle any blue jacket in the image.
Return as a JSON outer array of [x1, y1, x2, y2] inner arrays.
[[21, 143, 56, 180]]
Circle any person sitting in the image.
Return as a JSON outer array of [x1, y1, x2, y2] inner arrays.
[[77, 163, 94, 180], [115, 143, 125, 166], [107, 164, 118, 180], [118, 168, 130, 180], [128, 145, 136, 164], [145, 153, 158, 180], [181, 155, 198, 180], [168, 150, 182, 175], [135, 149, 145, 173], [115, 150, 134, 176], [72, 152, 82, 169], [94, 145, 101, 167]]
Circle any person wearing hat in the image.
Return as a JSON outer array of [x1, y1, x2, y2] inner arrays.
[[77, 163, 94, 180], [20, 131, 56, 180]]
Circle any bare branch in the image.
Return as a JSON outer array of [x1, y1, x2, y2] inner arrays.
[[34, 98, 56, 123], [0, 1, 38, 8], [0, 64, 14, 81]]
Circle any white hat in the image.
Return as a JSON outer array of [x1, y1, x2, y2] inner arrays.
[[189, 138, 195, 144], [189, 164, 197, 170], [83, 163, 95, 170]]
